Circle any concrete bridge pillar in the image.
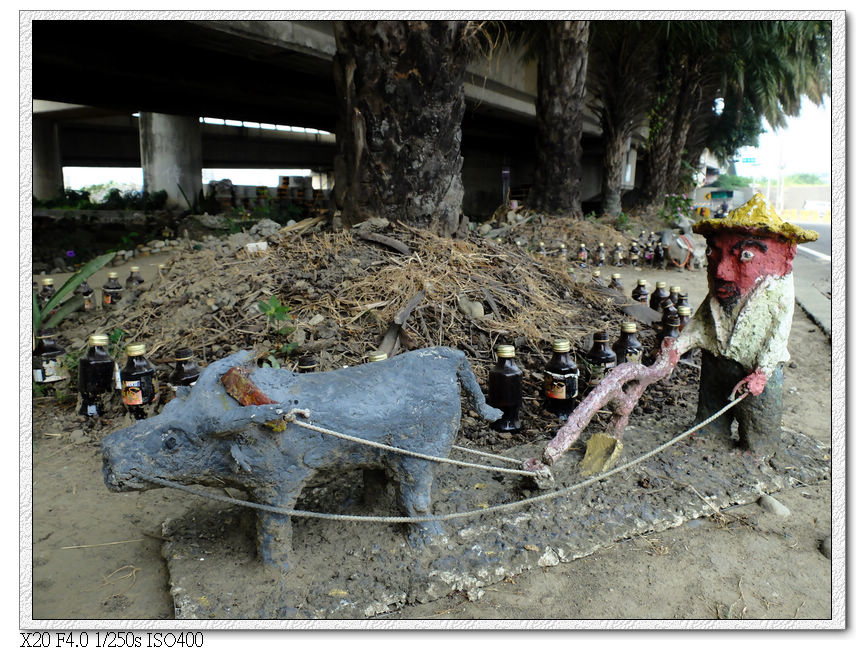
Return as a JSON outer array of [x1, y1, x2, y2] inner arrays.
[[139, 112, 202, 210], [33, 116, 64, 201]]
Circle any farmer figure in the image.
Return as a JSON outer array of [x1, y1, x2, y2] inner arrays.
[[526, 194, 818, 476]]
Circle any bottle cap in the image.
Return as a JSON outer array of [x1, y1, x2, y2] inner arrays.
[[592, 270, 601, 277], [158, 263, 166, 269], [617, 242, 622, 246], [297, 354, 317, 369], [552, 339, 570, 352], [656, 281, 667, 288], [126, 343, 146, 357], [130, 266, 140, 272], [599, 242, 604, 246], [638, 279, 646, 285], [671, 285, 681, 293], [678, 306, 692, 316], [41, 277, 54, 286], [367, 351, 388, 362], [612, 273, 621, 279], [174, 347, 193, 361], [88, 334, 109, 346], [593, 332, 609, 342], [108, 271, 119, 279], [559, 243, 566, 249], [621, 322, 637, 333], [580, 243, 585, 247], [496, 345, 516, 358]]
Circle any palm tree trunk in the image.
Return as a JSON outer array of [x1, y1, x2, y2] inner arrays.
[[332, 21, 470, 237], [664, 64, 703, 194], [527, 20, 589, 217], [600, 124, 628, 216], [642, 59, 684, 206]]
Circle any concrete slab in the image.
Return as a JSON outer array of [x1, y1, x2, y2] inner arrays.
[[160, 424, 829, 619]]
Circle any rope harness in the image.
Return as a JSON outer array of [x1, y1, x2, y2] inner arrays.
[[133, 391, 749, 524]]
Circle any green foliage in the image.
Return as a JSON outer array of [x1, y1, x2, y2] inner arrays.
[[33, 251, 115, 335], [711, 174, 753, 188], [108, 327, 128, 359], [786, 173, 824, 185], [615, 212, 631, 232], [584, 211, 598, 221], [257, 296, 297, 366], [34, 189, 168, 212], [659, 193, 693, 224], [257, 295, 294, 334]]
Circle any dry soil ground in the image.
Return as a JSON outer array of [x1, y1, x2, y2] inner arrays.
[[27, 252, 836, 625]]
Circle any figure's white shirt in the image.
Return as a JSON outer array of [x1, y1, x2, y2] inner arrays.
[[675, 273, 794, 375]]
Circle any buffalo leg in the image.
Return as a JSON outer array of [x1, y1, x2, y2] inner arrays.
[[252, 480, 307, 570], [395, 458, 445, 546]]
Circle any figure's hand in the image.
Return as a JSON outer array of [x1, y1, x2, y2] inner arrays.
[[729, 368, 767, 400]]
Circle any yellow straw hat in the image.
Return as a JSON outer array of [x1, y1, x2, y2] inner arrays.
[[692, 193, 818, 244]]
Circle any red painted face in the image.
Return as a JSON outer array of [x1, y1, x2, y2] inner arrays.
[[705, 231, 796, 308]]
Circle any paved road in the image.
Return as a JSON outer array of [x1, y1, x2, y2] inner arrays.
[[790, 222, 832, 336], [794, 222, 831, 258]]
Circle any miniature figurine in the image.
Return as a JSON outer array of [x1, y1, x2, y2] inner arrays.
[[525, 194, 818, 474], [596, 242, 606, 266], [577, 243, 589, 268], [102, 347, 503, 568]]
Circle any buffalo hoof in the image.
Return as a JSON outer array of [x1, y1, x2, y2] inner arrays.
[[408, 522, 447, 549]]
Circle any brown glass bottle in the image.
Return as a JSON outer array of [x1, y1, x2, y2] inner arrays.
[[677, 291, 691, 312], [297, 354, 318, 373], [125, 266, 145, 291], [74, 280, 95, 311], [660, 297, 678, 321], [596, 243, 606, 266], [78, 334, 114, 416], [608, 273, 624, 292], [649, 281, 669, 312], [613, 322, 643, 365], [102, 272, 123, 309], [38, 278, 56, 309], [591, 270, 605, 286], [677, 306, 691, 332], [542, 339, 579, 420], [120, 343, 157, 420], [33, 328, 68, 384], [631, 279, 649, 304], [581, 332, 617, 394], [488, 345, 522, 432], [669, 285, 681, 307], [577, 244, 589, 268], [169, 348, 201, 387], [655, 312, 680, 357]]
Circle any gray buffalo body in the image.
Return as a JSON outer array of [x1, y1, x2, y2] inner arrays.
[[102, 347, 502, 569]]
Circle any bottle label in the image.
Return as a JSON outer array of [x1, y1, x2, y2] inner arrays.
[[544, 371, 577, 400], [33, 368, 44, 382], [83, 295, 93, 310], [103, 292, 113, 306], [586, 361, 616, 387], [122, 379, 144, 405], [39, 358, 68, 383], [114, 363, 121, 390], [86, 404, 98, 416], [622, 348, 642, 364]]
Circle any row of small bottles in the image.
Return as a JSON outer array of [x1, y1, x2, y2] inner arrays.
[[37, 265, 159, 312], [486, 316, 687, 432], [33, 329, 200, 420]]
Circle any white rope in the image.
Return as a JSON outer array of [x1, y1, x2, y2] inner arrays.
[[280, 410, 538, 478], [451, 445, 523, 465], [135, 391, 749, 524]]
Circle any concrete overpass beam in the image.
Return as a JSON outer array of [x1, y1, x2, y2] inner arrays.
[[33, 116, 64, 201], [139, 112, 203, 210]]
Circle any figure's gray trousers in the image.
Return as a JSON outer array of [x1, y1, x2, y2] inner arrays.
[[694, 352, 784, 453]]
